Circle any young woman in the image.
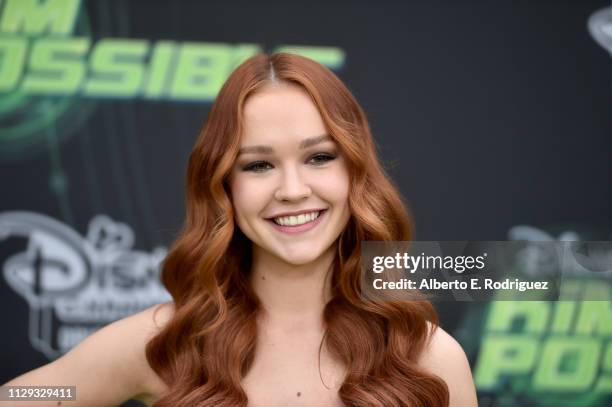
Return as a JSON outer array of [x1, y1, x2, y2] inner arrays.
[[3, 53, 477, 407]]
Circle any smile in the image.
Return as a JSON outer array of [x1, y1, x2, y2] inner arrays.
[[273, 210, 321, 226], [266, 209, 328, 234]]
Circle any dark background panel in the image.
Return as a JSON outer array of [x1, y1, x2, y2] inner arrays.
[[1, 1, 611, 406]]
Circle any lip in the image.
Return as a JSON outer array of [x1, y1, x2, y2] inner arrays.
[[267, 209, 328, 235]]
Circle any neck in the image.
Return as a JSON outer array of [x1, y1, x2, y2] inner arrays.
[[249, 245, 335, 327]]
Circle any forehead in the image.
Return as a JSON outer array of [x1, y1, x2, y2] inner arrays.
[[240, 83, 327, 145]]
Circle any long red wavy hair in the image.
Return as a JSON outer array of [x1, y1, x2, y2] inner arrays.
[[146, 52, 449, 406]]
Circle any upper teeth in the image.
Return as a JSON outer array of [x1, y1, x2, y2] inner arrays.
[[273, 211, 321, 226]]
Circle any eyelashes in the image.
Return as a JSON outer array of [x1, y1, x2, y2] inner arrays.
[[308, 153, 337, 166], [241, 153, 337, 173], [242, 161, 272, 172]]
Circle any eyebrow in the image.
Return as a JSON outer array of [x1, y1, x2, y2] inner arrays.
[[237, 134, 333, 156]]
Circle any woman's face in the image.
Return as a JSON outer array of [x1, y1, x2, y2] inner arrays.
[[229, 82, 351, 267]]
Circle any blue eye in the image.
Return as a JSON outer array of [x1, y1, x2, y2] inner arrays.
[[242, 161, 273, 172]]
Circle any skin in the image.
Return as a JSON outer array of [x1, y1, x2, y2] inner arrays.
[[1, 82, 478, 407], [228, 82, 352, 406], [228, 82, 351, 320]]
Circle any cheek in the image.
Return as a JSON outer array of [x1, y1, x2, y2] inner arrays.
[[228, 177, 250, 220], [318, 166, 350, 205], [229, 176, 269, 219]]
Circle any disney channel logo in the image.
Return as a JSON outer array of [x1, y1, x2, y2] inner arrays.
[[0, 211, 170, 359]]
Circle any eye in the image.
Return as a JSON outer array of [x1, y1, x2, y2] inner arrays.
[[242, 160, 273, 172], [309, 153, 336, 165]]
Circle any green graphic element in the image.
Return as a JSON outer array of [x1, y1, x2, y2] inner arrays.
[[84, 39, 149, 97], [0, 0, 94, 163], [0, 39, 344, 99], [596, 345, 612, 393], [0, 36, 26, 91], [533, 338, 600, 391], [0, 0, 346, 161], [274, 45, 346, 70], [142, 40, 175, 98], [486, 301, 550, 334], [0, 0, 345, 100], [475, 335, 538, 389], [575, 302, 612, 335], [0, 0, 80, 35], [22, 37, 90, 94], [0, 91, 96, 160], [0, 0, 347, 245], [473, 296, 612, 406]]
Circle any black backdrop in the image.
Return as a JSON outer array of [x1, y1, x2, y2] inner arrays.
[[1, 1, 611, 406]]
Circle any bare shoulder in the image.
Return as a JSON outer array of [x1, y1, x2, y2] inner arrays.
[[2, 301, 174, 407], [124, 301, 174, 403], [417, 322, 478, 407], [135, 300, 175, 334]]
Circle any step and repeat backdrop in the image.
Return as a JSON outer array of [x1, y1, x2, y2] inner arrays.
[[1, 1, 611, 406]]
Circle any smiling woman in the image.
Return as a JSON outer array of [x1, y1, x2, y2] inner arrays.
[[1, 52, 477, 407], [143, 53, 477, 406], [229, 83, 351, 266]]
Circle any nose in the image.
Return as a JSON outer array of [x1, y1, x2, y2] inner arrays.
[[274, 166, 312, 202]]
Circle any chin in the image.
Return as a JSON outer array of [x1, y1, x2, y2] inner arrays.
[[277, 250, 323, 266], [272, 242, 334, 267]]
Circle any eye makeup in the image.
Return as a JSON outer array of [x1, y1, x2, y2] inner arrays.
[[240, 151, 337, 173]]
